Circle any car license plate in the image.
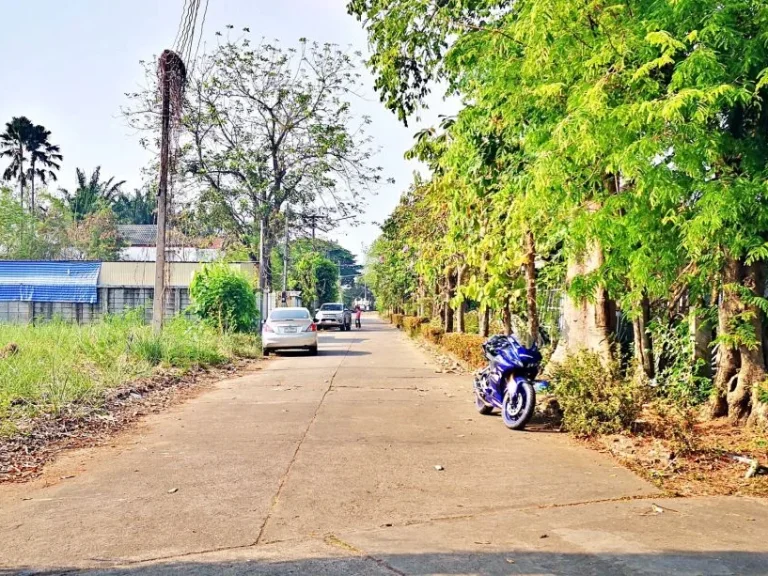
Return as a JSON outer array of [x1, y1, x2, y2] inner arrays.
[[284, 327, 298, 333]]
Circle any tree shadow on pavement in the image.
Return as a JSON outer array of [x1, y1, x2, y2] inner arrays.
[[5, 549, 768, 576]]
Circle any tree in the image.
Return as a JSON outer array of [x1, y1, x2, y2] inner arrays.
[[113, 187, 157, 224], [25, 124, 62, 213], [59, 167, 126, 221], [0, 187, 64, 260], [125, 34, 383, 292], [290, 252, 339, 311], [351, 0, 768, 426], [66, 207, 123, 261]]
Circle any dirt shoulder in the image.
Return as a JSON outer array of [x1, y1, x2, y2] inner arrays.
[[0, 359, 260, 483]]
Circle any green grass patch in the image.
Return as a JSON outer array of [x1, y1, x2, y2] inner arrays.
[[0, 310, 260, 436]]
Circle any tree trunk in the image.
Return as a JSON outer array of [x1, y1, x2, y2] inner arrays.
[[19, 142, 25, 209], [633, 292, 655, 378], [710, 256, 742, 419], [594, 246, 614, 362], [480, 305, 490, 337], [502, 299, 512, 335], [456, 264, 466, 333], [730, 263, 766, 423], [444, 267, 456, 333], [549, 236, 615, 366], [524, 230, 539, 344], [29, 158, 36, 215]]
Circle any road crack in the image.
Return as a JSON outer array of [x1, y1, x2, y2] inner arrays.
[[253, 342, 354, 545]]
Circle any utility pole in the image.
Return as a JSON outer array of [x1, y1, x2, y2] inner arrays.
[[152, 51, 175, 333], [282, 207, 290, 296]]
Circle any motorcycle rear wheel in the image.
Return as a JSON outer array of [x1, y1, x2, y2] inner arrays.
[[502, 380, 536, 430]]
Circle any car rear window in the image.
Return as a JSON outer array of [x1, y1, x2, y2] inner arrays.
[[270, 309, 310, 320], [320, 304, 343, 311]]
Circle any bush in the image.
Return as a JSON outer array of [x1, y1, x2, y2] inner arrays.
[[392, 313, 404, 329], [551, 351, 647, 436], [190, 262, 258, 332], [421, 324, 444, 344], [403, 316, 428, 337], [441, 333, 486, 368]]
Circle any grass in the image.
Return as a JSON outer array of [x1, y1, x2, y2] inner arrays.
[[0, 310, 260, 436]]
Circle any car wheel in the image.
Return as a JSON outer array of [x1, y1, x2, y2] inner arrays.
[[309, 345, 318, 356], [262, 348, 271, 357]]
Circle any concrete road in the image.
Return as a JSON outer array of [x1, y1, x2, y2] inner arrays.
[[1, 316, 767, 575]]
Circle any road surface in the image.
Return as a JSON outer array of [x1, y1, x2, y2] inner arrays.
[[1, 316, 767, 575]]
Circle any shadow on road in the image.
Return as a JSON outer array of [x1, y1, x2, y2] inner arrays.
[[6, 549, 768, 575]]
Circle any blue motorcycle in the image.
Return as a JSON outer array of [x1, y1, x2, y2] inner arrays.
[[473, 334, 541, 430]]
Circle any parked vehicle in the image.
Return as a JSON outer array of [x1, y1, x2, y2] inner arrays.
[[472, 334, 542, 430], [262, 307, 318, 356], [314, 303, 352, 331]]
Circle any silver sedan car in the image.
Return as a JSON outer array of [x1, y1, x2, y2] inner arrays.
[[262, 307, 318, 356]]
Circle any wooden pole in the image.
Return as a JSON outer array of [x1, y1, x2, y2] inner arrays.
[[152, 53, 173, 333]]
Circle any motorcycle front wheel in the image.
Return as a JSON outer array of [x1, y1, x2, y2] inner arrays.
[[501, 380, 536, 430]]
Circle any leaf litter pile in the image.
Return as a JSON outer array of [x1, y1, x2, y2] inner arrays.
[[593, 419, 768, 497]]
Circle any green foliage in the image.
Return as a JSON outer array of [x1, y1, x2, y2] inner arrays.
[[58, 167, 125, 221], [649, 318, 713, 406], [289, 252, 339, 310], [190, 262, 258, 333], [352, 0, 768, 427], [0, 188, 63, 259], [551, 352, 647, 437], [113, 187, 156, 225]]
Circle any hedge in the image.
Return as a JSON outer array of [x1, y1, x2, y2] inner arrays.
[[420, 324, 445, 344], [440, 333, 486, 368], [403, 316, 428, 337]]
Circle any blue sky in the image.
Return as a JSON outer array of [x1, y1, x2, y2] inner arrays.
[[0, 0, 454, 258]]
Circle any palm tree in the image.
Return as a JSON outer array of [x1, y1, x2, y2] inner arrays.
[[59, 167, 126, 221], [0, 117, 35, 206], [26, 125, 62, 213]]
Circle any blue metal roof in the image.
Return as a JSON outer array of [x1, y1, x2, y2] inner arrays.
[[0, 261, 101, 303]]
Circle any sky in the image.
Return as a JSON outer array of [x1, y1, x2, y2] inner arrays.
[[0, 0, 455, 260]]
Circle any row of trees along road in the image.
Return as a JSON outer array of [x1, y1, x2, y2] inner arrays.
[[349, 0, 768, 426], [124, 34, 383, 292]]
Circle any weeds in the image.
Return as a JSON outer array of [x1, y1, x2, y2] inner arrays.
[[551, 351, 647, 436], [0, 312, 260, 435]]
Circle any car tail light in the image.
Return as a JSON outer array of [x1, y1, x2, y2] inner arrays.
[[305, 323, 317, 332], [263, 323, 274, 333]]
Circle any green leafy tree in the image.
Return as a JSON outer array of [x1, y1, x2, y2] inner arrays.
[[190, 262, 258, 332], [350, 0, 768, 426], [66, 207, 123, 261], [290, 252, 340, 311], [125, 34, 384, 292], [0, 187, 64, 259]]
